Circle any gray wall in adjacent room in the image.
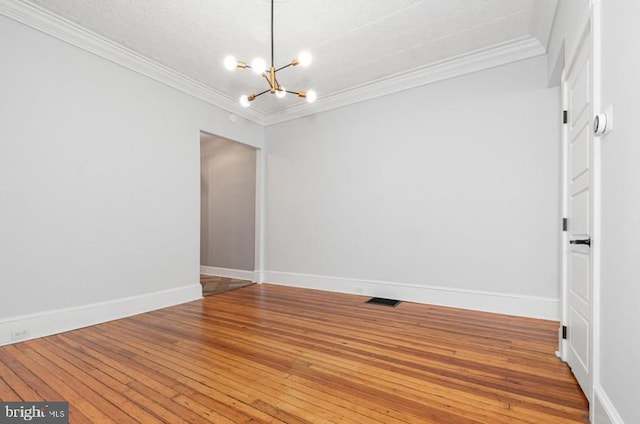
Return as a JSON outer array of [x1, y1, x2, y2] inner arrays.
[[201, 134, 256, 271]]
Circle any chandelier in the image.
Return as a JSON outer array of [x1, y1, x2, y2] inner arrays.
[[223, 0, 317, 108]]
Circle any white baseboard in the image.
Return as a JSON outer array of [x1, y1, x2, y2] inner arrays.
[[264, 271, 560, 320], [0, 284, 202, 346], [593, 384, 624, 424], [200, 266, 256, 281]]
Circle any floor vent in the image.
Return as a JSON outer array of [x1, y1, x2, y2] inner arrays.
[[365, 297, 401, 307]]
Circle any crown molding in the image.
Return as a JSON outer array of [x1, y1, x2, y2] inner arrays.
[[1, 0, 545, 127], [0, 0, 267, 125], [264, 36, 546, 125]]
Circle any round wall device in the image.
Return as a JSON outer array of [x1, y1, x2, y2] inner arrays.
[[594, 113, 607, 136]]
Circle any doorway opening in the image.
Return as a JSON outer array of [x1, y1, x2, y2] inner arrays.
[[200, 132, 258, 295]]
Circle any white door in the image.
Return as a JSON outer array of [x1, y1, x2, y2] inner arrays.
[[564, 23, 593, 400]]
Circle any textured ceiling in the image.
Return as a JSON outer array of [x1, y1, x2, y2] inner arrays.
[[24, 0, 558, 118]]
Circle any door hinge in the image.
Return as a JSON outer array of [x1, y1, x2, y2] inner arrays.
[[562, 325, 568, 340], [562, 218, 568, 232], [563, 110, 568, 124]]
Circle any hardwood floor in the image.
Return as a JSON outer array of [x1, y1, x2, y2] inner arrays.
[[200, 275, 253, 296], [0, 284, 588, 423]]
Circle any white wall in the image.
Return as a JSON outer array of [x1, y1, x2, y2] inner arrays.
[[265, 55, 561, 319], [200, 134, 256, 271], [597, 2, 640, 423], [0, 15, 264, 344]]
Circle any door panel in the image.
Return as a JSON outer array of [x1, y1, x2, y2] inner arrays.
[[570, 252, 589, 301], [569, 306, 590, 369], [569, 62, 589, 125], [570, 188, 589, 234], [570, 127, 590, 179]]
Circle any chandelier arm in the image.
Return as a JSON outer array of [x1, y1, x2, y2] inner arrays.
[[275, 63, 293, 72], [285, 90, 300, 95], [254, 89, 271, 98]]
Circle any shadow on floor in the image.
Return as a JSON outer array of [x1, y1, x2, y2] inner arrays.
[[200, 275, 254, 296]]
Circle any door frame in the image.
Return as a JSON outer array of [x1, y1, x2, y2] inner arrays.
[[559, 1, 602, 414], [590, 1, 603, 413], [254, 146, 266, 283], [559, 69, 569, 361]]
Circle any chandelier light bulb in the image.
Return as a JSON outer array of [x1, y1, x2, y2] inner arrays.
[[305, 89, 317, 103], [276, 87, 286, 98], [251, 57, 267, 75], [239, 95, 251, 108], [224, 55, 237, 71], [298, 51, 312, 67]]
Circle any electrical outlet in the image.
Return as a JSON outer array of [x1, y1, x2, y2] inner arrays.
[[10, 329, 29, 341]]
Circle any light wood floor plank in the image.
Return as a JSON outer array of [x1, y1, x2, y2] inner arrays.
[[0, 284, 588, 423]]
